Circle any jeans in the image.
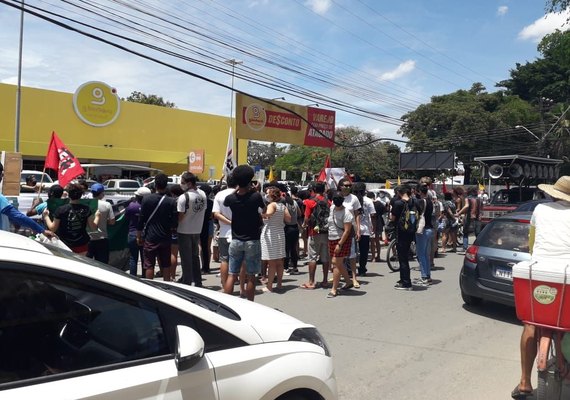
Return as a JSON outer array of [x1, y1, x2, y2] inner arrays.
[[128, 233, 143, 276], [462, 218, 482, 251], [200, 230, 211, 273], [229, 239, 261, 275], [416, 228, 434, 279], [178, 233, 202, 286], [397, 232, 414, 286], [284, 224, 300, 268], [358, 235, 370, 274]]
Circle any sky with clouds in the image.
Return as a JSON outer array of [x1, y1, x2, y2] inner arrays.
[[1, 0, 569, 144]]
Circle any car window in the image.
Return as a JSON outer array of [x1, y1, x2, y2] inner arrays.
[[106, 181, 115, 188], [120, 181, 140, 188], [0, 268, 169, 386], [476, 219, 530, 253]]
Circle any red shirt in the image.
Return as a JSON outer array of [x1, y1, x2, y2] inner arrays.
[[304, 194, 330, 237]]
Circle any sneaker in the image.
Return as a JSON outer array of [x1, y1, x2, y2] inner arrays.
[[394, 282, 413, 291], [284, 269, 291, 276], [416, 278, 431, 286]]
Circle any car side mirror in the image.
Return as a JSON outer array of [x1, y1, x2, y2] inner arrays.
[[175, 325, 205, 371]]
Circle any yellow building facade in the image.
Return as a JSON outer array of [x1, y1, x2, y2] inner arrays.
[[0, 83, 246, 179]]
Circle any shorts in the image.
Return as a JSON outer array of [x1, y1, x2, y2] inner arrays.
[[229, 239, 261, 276], [219, 237, 230, 262], [328, 239, 351, 258], [308, 233, 330, 263], [143, 240, 171, 270], [69, 243, 89, 254]]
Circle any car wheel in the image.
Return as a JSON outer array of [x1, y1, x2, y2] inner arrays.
[[276, 389, 320, 400], [461, 289, 483, 306]]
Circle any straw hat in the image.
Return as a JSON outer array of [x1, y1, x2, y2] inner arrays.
[[538, 176, 570, 202]]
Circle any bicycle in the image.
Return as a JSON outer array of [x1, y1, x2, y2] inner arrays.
[[385, 237, 416, 272], [533, 327, 570, 399]]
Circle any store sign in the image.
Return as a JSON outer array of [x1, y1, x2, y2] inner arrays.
[[73, 81, 120, 127], [188, 149, 204, 174], [236, 94, 335, 148]]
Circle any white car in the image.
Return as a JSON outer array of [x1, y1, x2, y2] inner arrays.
[[0, 231, 337, 400]]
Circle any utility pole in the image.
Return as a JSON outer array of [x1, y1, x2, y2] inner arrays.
[[225, 58, 242, 163], [15, 0, 25, 152]]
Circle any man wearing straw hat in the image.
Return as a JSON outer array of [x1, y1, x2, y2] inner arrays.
[[512, 176, 570, 399]]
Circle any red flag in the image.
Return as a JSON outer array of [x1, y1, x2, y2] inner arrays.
[[442, 179, 448, 193], [44, 131, 85, 187], [317, 155, 331, 182]]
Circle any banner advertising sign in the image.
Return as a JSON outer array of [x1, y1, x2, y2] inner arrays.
[[235, 94, 335, 148], [188, 149, 204, 174]]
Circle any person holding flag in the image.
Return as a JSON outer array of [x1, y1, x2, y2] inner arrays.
[[44, 131, 86, 187]]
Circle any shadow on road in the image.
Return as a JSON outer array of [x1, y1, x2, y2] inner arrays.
[[462, 302, 521, 326]]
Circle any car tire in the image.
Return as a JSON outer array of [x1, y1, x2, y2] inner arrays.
[[461, 289, 483, 306], [276, 390, 319, 400]]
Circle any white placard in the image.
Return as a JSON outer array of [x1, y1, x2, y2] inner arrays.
[[281, 170, 286, 180]]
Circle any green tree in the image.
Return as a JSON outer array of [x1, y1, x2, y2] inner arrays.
[[247, 142, 284, 169], [545, 0, 570, 13], [123, 91, 176, 108]]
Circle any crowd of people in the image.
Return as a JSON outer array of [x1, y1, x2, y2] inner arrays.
[[4, 161, 492, 302]]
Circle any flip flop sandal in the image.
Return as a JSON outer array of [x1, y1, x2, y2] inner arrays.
[[326, 291, 338, 298], [300, 283, 316, 290], [511, 385, 532, 399]]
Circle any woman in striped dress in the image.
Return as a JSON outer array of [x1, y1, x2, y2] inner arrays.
[[261, 187, 291, 292]]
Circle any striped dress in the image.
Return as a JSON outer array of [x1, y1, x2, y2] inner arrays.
[[261, 202, 286, 260]]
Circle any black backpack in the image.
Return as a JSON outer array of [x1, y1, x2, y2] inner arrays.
[[309, 196, 330, 233], [398, 199, 418, 234]]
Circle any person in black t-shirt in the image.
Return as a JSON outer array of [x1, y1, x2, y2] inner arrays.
[[223, 165, 266, 301], [415, 185, 434, 286], [389, 185, 415, 290]]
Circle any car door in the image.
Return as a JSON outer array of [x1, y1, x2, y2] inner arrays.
[[0, 264, 219, 400]]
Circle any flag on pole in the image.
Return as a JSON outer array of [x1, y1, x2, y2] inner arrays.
[[397, 175, 401, 185], [222, 127, 237, 179], [44, 131, 85, 188], [478, 182, 485, 191], [385, 179, 391, 189], [268, 166, 275, 182], [442, 179, 448, 193], [317, 155, 331, 182]]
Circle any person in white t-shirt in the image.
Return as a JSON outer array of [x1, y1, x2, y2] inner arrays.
[[338, 177, 362, 288], [512, 176, 570, 399], [212, 175, 240, 289], [177, 172, 207, 287]]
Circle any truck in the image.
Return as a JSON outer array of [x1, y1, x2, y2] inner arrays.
[[474, 154, 562, 225]]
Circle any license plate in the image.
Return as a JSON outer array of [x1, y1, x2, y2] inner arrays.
[[494, 267, 512, 280]]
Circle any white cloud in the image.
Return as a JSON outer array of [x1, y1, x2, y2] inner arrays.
[[304, 0, 332, 15], [518, 10, 570, 42], [379, 60, 416, 81], [497, 6, 508, 16]]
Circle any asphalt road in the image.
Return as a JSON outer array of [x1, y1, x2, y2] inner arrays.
[[198, 246, 570, 400]]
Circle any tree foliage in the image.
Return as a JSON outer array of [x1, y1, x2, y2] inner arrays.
[[272, 127, 400, 182], [247, 142, 285, 169], [123, 91, 176, 108], [545, 0, 570, 13]]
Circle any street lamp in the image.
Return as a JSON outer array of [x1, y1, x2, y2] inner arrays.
[[514, 125, 541, 141], [224, 58, 242, 121]]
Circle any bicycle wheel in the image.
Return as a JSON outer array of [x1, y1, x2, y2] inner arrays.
[[537, 358, 563, 400], [386, 240, 400, 272], [456, 225, 463, 247]]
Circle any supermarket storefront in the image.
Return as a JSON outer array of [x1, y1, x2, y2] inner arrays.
[[0, 82, 246, 180]]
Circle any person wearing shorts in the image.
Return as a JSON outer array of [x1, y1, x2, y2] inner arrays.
[[137, 174, 177, 280], [326, 192, 354, 298], [300, 182, 330, 289], [222, 165, 266, 301], [213, 175, 238, 288]]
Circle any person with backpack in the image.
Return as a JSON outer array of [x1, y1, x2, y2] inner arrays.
[[389, 184, 418, 290], [300, 182, 331, 290], [440, 192, 458, 253], [177, 172, 207, 286]]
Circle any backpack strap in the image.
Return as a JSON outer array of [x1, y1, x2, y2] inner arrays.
[[184, 192, 190, 214]]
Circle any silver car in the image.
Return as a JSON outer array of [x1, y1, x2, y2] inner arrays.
[[459, 212, 532, 307]]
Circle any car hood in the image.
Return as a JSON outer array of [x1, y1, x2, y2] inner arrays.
[[152, 281, 313, 343]]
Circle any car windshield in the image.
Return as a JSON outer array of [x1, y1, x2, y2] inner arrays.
[[120, 181, 140, 188], [475, 219, 530, 253], [491, 188, 543, 204]]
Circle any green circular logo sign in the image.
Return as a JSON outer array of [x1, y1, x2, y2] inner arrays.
[[73, 81, 120, 127], [533, 285, 558, 305]]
